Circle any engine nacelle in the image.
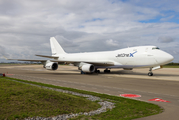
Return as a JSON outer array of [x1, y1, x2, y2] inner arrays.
[[81, 64, 95, 73], [45, 62, 58, 70]]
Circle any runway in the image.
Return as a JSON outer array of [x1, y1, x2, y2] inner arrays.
[[0, 64, 179, 120]]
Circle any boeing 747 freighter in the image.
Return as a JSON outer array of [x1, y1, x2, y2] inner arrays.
[[6, 37, 174, 76]]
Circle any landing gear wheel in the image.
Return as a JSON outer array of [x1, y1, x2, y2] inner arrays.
[[104, 70, 110, 73], [148, 72, 153, 76], [95, 69, 100, 73]]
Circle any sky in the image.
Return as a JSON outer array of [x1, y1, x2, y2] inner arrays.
[[0, 0, 179, 63]]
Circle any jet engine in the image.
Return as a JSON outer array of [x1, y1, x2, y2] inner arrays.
[[45, 62, 58, 70], [81, 64, 95, 73]]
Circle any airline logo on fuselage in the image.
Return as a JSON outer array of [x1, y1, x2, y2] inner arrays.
[[116, 51, 137, 57]]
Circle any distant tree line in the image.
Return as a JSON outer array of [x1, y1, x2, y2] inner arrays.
[[166, 62, 179, 65]]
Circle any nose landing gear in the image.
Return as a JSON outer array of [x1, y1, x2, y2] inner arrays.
[[148, 68, 153, 76]]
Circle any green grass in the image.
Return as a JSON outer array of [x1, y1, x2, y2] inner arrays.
[[163, 65, 179, 68], [1, 77, 163, 120], [0, 78, 100, 120]]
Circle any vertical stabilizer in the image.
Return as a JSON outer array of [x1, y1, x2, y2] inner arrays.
[[50, 37, 66, 55]]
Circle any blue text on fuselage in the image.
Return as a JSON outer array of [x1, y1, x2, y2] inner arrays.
[[116, 51, 137, 57]]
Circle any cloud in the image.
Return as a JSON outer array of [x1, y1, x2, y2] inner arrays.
[[106, 39, 119, 46], [158, 36, 175, 43], [0, 0, 179, 62], [0, 45, 7, 56], [127, 0, 179, 12], [173, 51, 179, 54], [160, 15, 175, 21]]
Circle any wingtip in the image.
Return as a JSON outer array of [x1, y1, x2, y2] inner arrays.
[[3, 56, 8, 60]]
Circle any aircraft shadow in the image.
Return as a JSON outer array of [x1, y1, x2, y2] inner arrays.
[[108, 70, 179, 77], [27, 70, 179, 77]]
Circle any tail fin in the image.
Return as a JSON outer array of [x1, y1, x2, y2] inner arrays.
[[50, 37, 66, 55]]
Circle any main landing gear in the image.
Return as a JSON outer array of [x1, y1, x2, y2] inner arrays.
[[148, 68, 153, 76], [95, 69, 100, 73], [104, 68, 110, 73], [95, 68, 110, 73]]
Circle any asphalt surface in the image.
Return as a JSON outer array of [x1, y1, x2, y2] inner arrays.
[[0, 64, 179, 120]]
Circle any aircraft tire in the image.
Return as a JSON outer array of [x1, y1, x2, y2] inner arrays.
[[104, 70, 110, 73], [95, 69, 100, 73], [148, 72, 153, 76]]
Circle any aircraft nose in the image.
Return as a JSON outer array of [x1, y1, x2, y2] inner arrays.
[[154, 51, 174, 65], [167, 53, 174, 62], [161, 52, 174, 64]]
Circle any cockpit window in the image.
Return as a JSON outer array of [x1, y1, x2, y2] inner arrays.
[[152, 47, 160, 50]]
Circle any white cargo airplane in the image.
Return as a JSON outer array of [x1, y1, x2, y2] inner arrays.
[[6, 37, 174, 76]]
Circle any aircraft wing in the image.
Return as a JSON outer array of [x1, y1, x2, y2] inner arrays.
[[4, 57, 62, 64], [84, 61, 114, 66], [4, 56, 114, 66], [3, 56, 48, 62], [35, 54, 59, 59], [4, 58, 47, 62], [51, 60, 114, 66]]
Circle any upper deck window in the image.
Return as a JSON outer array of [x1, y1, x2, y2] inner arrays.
[[152, 47, 160, 50]]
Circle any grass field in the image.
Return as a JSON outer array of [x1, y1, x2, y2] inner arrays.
[[163, 65, 179, 68], [0, 77, 163, 120], [0, 78, 100, 120]]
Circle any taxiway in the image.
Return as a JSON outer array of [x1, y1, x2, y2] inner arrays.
[[0, 64, 179, 120]]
